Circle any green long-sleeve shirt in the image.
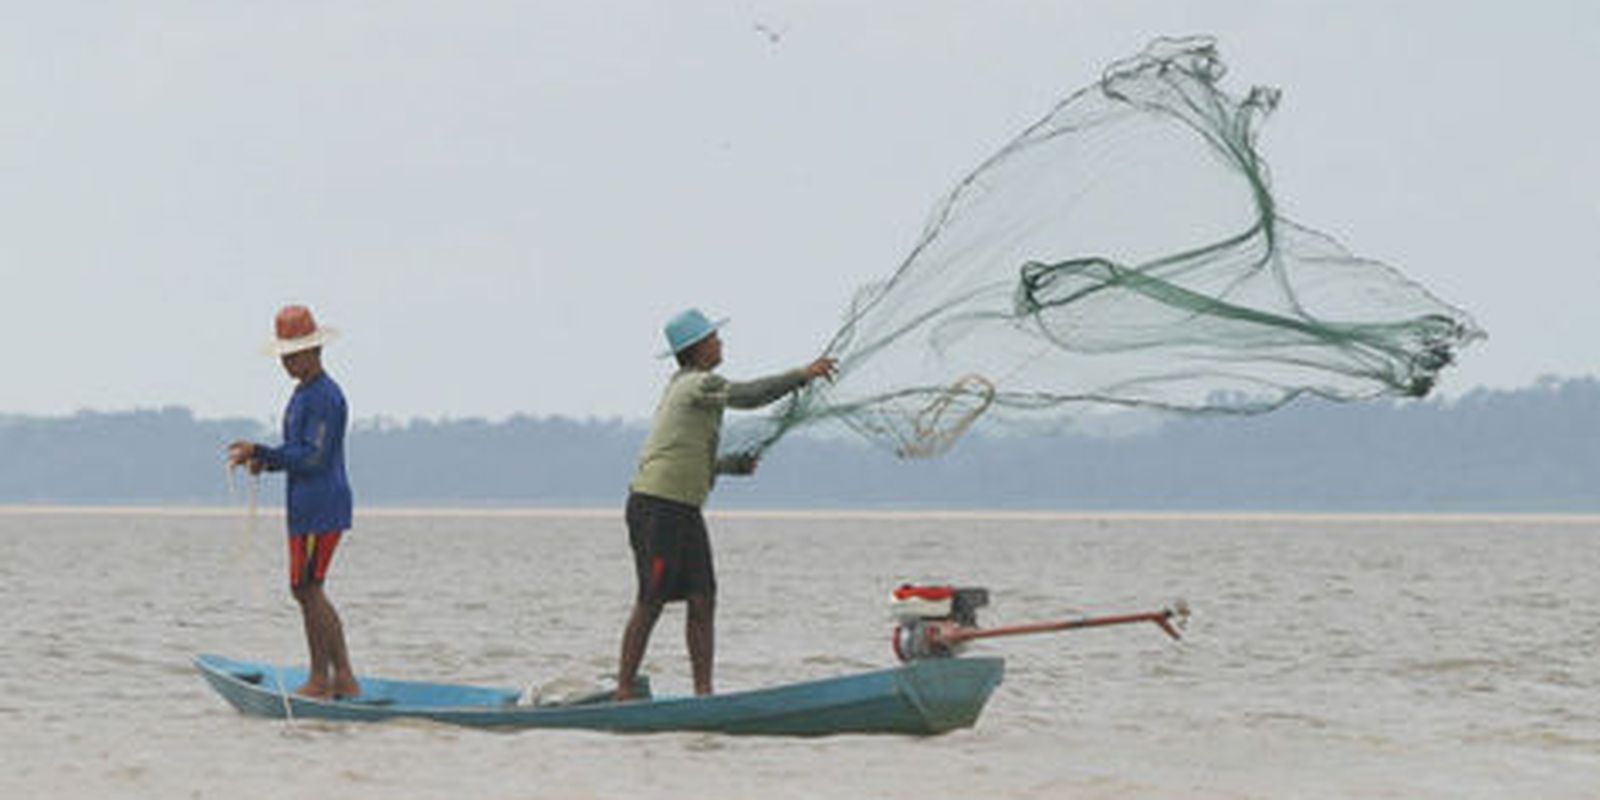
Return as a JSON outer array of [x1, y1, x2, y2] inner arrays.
[[629, 367, 808, 507]]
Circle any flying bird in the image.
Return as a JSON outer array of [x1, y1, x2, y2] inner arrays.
[[753, 23, 782, 44]]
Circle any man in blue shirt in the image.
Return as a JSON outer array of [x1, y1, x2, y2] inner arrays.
[[228, 305, 358, 699]]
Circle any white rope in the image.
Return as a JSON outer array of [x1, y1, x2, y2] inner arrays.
[[228, 462, 295, 727], [898, 373, 997, 458]]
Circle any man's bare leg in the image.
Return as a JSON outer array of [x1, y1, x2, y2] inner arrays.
[[318, 590, 359, 698], [616, 600, 663, 701], [293, 583, 332, 698], [686, 593, 715, 696]]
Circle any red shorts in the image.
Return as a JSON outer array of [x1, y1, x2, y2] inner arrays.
[[288, 531, 344, 588]]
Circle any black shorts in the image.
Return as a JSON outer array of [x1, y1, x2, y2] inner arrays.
[[626, 492, 716, 604]]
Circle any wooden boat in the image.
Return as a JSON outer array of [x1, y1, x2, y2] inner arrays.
[[194, 653, 1004, 736]]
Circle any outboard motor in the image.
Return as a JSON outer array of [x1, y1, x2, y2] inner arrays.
[[890, 584, 988, 662], [890, 582, 1187, 662]]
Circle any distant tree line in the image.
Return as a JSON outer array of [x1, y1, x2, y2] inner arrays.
[[1, 377, 1595, 511]]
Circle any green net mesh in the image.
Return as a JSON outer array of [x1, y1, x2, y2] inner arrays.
[[730, 37, 1482, 460]]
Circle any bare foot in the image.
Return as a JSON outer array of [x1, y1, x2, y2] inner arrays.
[[295, 679, 332, 699], [330, 675, 361, 700]]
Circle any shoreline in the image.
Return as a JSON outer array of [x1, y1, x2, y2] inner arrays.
[[1, 504, 1597, 524]]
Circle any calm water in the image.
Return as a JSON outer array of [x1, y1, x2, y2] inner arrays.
[[1, 509, 1596, 799]]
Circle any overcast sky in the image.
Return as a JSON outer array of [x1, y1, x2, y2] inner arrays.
[[2, 2, 1594, 422]]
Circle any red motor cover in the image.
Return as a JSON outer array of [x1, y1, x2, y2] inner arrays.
[[892, 584, 954, 602]]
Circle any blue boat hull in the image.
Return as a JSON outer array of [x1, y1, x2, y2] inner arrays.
[[194, 654, 1004, 736]]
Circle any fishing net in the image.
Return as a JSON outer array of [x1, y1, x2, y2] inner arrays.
[[730, 36, 1482, 459]]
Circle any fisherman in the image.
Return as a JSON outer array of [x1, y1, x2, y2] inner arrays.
[[615, 308, 836, 700], [227, 304, 359, 700]]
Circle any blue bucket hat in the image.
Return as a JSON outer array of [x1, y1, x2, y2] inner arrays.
[[659, 308, 728, 358]]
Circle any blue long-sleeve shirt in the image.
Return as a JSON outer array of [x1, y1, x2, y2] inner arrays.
[[255, 373, 353, 536]]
